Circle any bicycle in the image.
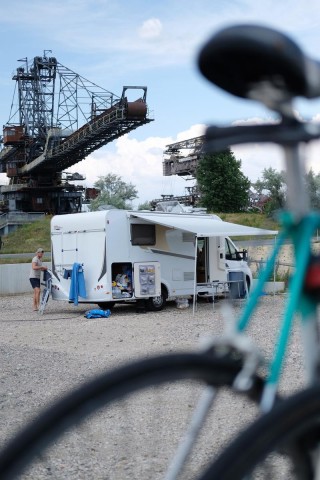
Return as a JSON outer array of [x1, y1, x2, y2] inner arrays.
[[39, 270, 52, 315], [1, 23, 320, 480], [197, 23, 320, 478]]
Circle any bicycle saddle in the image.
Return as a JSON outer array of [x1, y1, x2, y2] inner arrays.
[[198, 24, 320, 101]]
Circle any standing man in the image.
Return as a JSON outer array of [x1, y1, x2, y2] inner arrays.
[[29, 248, 47, 311]]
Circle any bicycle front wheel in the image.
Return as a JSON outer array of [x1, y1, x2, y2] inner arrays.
[[0, 351, 264, 480], [201, 383, 320, 479]]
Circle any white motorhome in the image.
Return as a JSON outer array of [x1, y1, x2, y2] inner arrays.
[[50, 208, 276, 310]]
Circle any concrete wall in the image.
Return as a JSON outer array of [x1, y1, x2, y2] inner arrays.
[[252, 279, 285, 294], [1, 264, 285, 296], [0, 263, 51, 295]]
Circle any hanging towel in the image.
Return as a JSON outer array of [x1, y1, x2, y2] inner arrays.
[[69, 263, 87, 306], [63, 269, 72, 279]]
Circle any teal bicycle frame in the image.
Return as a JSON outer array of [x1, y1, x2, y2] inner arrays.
[[166, 143, 320, 479], [235, 144, 320, 411]]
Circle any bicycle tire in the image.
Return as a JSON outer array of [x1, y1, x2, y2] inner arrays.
[[0, 351, 265, 479], [200, 383, 320, 479]]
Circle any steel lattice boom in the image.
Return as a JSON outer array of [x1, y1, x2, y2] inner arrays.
[[0, 53, 153, 214]]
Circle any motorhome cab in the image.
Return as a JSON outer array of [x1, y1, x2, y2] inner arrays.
[[50, 208, 276, 310]]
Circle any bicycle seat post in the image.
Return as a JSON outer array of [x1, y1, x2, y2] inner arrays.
[[283, 143, 310, 218]]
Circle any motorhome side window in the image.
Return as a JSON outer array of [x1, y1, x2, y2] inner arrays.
[[131, 224, 156, 245], [225, 238, 238, 260]]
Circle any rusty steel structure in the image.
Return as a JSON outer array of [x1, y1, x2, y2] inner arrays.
[[161, 136, 269, 211], [162, 136, 205, 177], [0, 53, 153, 214], [156, 136, 205, 207], [150, 189, 201, 210]]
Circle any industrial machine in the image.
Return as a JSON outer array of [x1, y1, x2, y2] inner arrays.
[[0, 52, 153, 214]]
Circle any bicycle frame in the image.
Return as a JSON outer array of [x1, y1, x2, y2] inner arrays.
[[166, 167, 320, 476], [234, 143, 320, 412]]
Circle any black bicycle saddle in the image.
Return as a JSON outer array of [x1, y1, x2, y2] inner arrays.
[[198, 24, 320, 101]]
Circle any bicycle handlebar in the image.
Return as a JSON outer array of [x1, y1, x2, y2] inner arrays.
[[204, 122, 320, 152]]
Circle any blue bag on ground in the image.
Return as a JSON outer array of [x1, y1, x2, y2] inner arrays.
[[84, 309, 111, 319]]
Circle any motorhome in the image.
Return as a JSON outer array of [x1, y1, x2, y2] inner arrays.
[[50, 208, 277, 310]]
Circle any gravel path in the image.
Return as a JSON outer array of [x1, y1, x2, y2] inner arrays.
[[0, 292, 307, 478]]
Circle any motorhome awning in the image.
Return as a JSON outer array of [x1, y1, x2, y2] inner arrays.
[[131, 212, 278, 237]]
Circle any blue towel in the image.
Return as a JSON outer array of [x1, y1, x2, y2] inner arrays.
[[84, 309, 111, 319], [69, 263, 87, 306]]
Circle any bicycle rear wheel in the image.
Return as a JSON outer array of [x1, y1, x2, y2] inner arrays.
[[0, 351, 265, 480], [200, 383, 320, 479]]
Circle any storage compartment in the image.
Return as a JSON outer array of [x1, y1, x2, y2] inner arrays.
[[111, 263, 133, 299]]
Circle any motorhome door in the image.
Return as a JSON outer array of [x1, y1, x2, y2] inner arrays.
[[196, 237, 207, 283], [197, 237, 227, 283]]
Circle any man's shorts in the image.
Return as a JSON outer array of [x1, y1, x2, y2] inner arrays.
[[30, 278, 40, 289]]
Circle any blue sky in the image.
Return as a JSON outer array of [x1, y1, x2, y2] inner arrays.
[[2, 0, 320, 206]]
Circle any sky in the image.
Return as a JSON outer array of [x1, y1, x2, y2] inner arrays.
[[2, 0, 320, 207]]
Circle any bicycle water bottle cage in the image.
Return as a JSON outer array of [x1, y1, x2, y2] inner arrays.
[[198, 24, 320, 105]]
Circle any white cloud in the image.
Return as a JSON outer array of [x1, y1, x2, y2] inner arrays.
[[232, 116, 278, 126], [75, 109, 320, 202], [139, 18, 163, 39], [234, 143, 283, 183], [3, 0, 320, 209], [2, 118, 320, 208], [231, 114, 320, 182], [67, 124, 206, 206], [230, 116, 283, 181]]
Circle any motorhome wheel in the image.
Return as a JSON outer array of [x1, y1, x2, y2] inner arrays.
[[146, 289, 167, 311]]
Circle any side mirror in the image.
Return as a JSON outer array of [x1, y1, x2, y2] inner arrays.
[[242, 249, 248, 261]]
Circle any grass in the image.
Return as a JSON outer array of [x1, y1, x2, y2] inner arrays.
[[0, 212, 279, 264], [218, 212, 279, 231], [0, 216, 51, 263]]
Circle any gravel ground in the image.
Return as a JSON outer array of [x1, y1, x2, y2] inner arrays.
[[0, 291, 307, 478]]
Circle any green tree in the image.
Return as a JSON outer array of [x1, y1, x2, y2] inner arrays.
[[253, 167, 286, 215], [305, 168, 320, 210], [90, 173, 138, 211], [138, 201, 152, 210], [196, 149, 250, 212]]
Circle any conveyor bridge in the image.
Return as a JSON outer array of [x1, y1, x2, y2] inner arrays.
[[0, 53, 153, 214]]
